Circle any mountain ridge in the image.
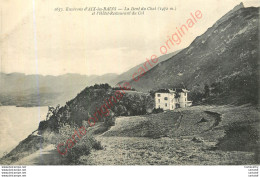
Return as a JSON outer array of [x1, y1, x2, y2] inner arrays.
[[126, 5, 259, 104]]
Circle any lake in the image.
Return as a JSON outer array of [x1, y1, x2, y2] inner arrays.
[[0, 106, 48, 158]]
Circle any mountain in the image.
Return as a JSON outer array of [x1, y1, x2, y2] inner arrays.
[[111, 50, 181, 85], [0, 72, 118, 106], [126, 4, 259, 104]]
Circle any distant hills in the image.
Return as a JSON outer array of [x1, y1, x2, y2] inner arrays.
[[0, 51, 179, 106], [0, 72, 118, 106], [126, 4, 259, 104]]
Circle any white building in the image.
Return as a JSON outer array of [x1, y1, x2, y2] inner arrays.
[[155, 89, 192, 110]]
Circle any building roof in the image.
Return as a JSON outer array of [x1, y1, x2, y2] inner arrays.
[[156, 88, 189, 93], [173, 88, 189, 93]]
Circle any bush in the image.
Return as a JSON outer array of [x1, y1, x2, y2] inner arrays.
[[152, 108, 164, 114], [92, 141, 103, 150], [56, 124, 102, 164], [189, 91, 204, 104]]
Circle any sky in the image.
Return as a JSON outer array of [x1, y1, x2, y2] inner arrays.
[[0, 0, 259, 76]]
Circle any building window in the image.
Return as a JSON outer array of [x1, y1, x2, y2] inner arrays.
[[171, 99, 173, 103], [157, 94, 161, 97], [158, 99, 160, 103], [164, 97, 168, 100], [185, 98, 187, 101], [172, 106, 173, 109], [165, 103, 167, 107]]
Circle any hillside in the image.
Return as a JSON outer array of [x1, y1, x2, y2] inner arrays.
[[3, 105, 258, 165], [127, 5, 259, 105], [83, 105, 259, 165], [112, 51, 181, 85], [0, 84, 155, 164], [30, 84, 154, 138]]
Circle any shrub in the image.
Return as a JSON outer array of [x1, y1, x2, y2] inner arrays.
[[152, 108, 164, 114], [56, 124, 102, 164]]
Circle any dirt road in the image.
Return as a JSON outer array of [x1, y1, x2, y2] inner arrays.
[[14, 145, 65, 165]]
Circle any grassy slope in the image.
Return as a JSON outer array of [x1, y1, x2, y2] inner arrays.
[[79, 105, 259, 165]]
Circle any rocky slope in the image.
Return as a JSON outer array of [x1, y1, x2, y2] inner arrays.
[[112, 51, 181, 85]]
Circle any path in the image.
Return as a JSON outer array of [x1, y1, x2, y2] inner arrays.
[[14, 145, 65, 165]]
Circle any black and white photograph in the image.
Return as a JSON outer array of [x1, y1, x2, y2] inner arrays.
[[0, 0, 259, 176]]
